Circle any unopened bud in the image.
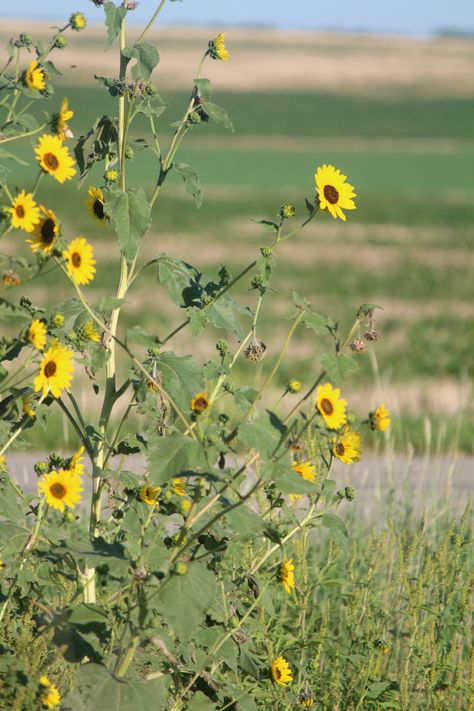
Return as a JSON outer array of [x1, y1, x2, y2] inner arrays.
[[280, 203, 296, 219], [70, 12, 87, 31], [175, 561, 188, 575], [54, 34, 68, 49]]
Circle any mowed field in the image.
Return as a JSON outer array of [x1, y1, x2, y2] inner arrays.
[[1, 23, 474, 451]]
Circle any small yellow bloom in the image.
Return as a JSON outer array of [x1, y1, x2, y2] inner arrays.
[[23, 395, 36, 418], [39, 469, 83, 513], [86, 186, 106, 224], [63, 238, 96, 285], [280, 559, 295, 594], [332, 427, 362, 464], [299, 692, 315, 707], [138, 485, 161, 505], [35, 133, 76, 183], [34, 343, 74, 399], [271, 656, 292, 686], [23, 60, 46, 91], [286, 379, 301, 394], [39, 675, 61, 708], [172, 477, 186, 497], [0, 455, 6, 471], [83, 320, 100, 342], [28, 319, 47, 350], [27, 206, 60, 254], [53, 97, 74, 139], [70, 12, 87, 31], [8, 190, 40, 233], [104, 168, 119, 183], [69, 446, 85, 476], [370, 403, 391, 432], [191, 392, 209, 413], [316, 382, 347, 430], [315, 164, 356, 222], [209, 32, 229, 61], [52, 313, 65, 327], [292, 460, 317, 483]]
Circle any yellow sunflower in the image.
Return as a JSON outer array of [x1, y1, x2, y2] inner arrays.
[[209, 32, 229, 61], [39, 469, 83, 512], [83, 320, 100, 342], [53, 97, 74, 139], [332, 428, 362, 464], [86, 186, 106, 224], [271, 656, 292, 686], [191, 392, 209, 413], [63, 238, 96, 285], [28, 319, 47, 350], [316, 383, 347, 430], [280, 559, 295, 594], [138, 485, 161, 505], [369, 403, 391, 432], [69, 446, 85, 476], [172, 477, 186, 497], [39, 675, 61, 709], [7, 190, 40, 233], [34, 343, 74, 398], [35, 133, 76, 183], [27, 206, 60, 253], [23, 395, 36, 418], [299, 692, 315, 707], [292, 460, 317, 483], [315, 164, 356, 221], [23, 60, 46, 91]]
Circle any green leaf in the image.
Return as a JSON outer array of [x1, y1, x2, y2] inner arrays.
[[322, 513, 350, 553], [103, 2, 127, 47], [320, 354, 358, 385], [122, 43, 159, 80], [239, 411, 287, 458], [187, 691, 216, 710], [0, 148, 29, 165], [266, 461, 317, 495], [174, 162, 202, 208], [194, 77, 212, 101], [0, 475, 24, 522], [0, 298, 30, 323], [127, 325, 159, 347], [203, 102, 234, 132], [357, 303, 382, 318], [148, 433, 204, 485], [303, 312, 335, 336], [224, 505, 265, 539], [155, 351, 204, 411], [105, 187, 151, 262], [68, 604, 109, 627]]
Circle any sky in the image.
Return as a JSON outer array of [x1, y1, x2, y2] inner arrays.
[[3, 0, 474, 36]]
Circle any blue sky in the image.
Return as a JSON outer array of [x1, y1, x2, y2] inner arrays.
[[3, 0, 474, 35]]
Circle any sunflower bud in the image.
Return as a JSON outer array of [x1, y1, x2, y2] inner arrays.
[[52, 313, 65, 327], [104, 169, 119, 184], [175, 561, 188, 576], [34, 460, 49, 477], [124, 145, 135, 160], [18, 33, 33, 47], [260, 246, 273, 258], [188, 110, 202, 125], [70, 12, 87, 31], [286, 379, 301, 394], [216, 339, 228, 356], [54, 34, 68, 49], [64, 510, 76, 523], [280, 203, 296, 219], [180, 499, 192, 515], [250, 275, 266, 294]]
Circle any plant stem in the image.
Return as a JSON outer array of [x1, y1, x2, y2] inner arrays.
[[135, 0, 168, 44]]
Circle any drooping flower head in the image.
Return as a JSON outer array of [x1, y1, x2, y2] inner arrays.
[[7, 190, 40, 233], [86, 186, 106, 224], [53, 97, 74, 139], [23, 394, 36, 418], [298, 692, 315, 707], [172, 477, 186, 497], [191, 392, 209, 414], [292, 460, 317, 483], [34, 343, 74, 398], [39, 469, 83, 512], [138, 485, 161, 505], [315, 164, 356, 221], [316, 383, 347, 430], [38, 675, 61, 708], [209, 32, 229, 61], [63, 238, 96, 285], [271, 656, 292, 686], [69, 446, 86, 476], [27, 206, 60, 253], [35, 134, 76, 183], [28, 319, 47, 350], [369, 403, 391, 432], [83, 320, 100, 342], [280, 559, 295, 594], [23, 60, 46, 90], [332, 427, 362, 464]]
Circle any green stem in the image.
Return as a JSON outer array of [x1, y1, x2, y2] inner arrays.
[[135, 0, 168, 44], [0, 122, 46, 145]]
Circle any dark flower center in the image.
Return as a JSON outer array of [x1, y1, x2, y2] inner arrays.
[[320, 398, 334, 415], [44, 361, 57, 377], [50, 482, 66, 499], [41, 218, 56, 244], [15, 205, 25, 218], [324, 184, 339, 204], [275, 668, 281, 679], [93, 199, 105, 220], [71, 252, 81, 268], [194, 397, 208, 411], [335, 443, 345, 456], [44, 152, 59, 171]]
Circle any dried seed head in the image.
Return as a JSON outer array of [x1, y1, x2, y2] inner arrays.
[[350, 338, 366, 352], [365, 329, 381, 342], [2, 270, 20, 286], [244, 338, 267, 362]]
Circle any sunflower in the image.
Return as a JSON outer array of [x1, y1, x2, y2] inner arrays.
[[23, 60, 46, 91], [280, 559, 295, 594], [23, 395, 36, 418], [315, 164, 356, 221], [292, 460, 317, 483], [35, 133, 76, 183], [0, 455, 6, 471], [69, 446, 85, 476], [316, 383, 347, 430], [271, 656, 292, 686], [86, 186, 106, 224], [191, 392, 209, 413], [298, 692, 314, 707], [34, 343, 74, 398], [332, 428, 362, 465], [28, 319, 47, 350], [138, 485, 161, 505], [39, 469, 83, 512], [7, 190, 40, 233], [39, 675, 61, 709], [53, 97, 74, 139], [63, 238, 96, 285], [27, 206, 60, 254], [209, 32, 229, 61], [369, 403, 391, 432], [172, 477, 186, 497], [83, 320, 100, 342]]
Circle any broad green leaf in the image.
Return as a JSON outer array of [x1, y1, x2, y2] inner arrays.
[[148, 433, 204, 484], [304, 312, 335, 336], [156, 255, 201, 307], [203, 102, 234, 132], [155, 351, 205, 411], [187, 691, 216, 710], [320, 353, 358, 385], [105, 187, 151, 262], [239, 411, 287, 458], [68, 604, 109, 627], [174, 162, 202, 207], [267, 461, 317, 495], [194, 77, 212, 101], [0, 298, 30, 323], [127, 324, 159, 347], [0, 475, 24, 522], [223, 505, 265, 539], [103, 2, 127, 47], [322, 513, 350, 553], [122, 43, 159, 80]]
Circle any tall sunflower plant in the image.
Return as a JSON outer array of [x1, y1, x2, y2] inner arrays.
[[0, 5, 390, 709]]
